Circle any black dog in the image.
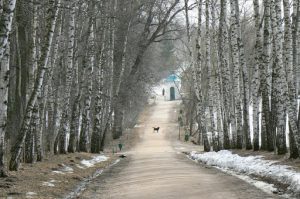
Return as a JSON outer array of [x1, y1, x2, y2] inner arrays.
[[153, 127, 160, 133]]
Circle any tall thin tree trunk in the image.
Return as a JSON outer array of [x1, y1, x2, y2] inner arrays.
[[252, 0, 262, 151], [232, 0, 251, 150], [230, 0, 242, 149], [0, 0, 16, 61], [91, 21, 106, 153], [58, 1, 76, 154], [210, 0, 220, 151], [0, 43, 10, 177], [289, 0, 300, 158], [9, 0, 61, 171], [79, 21, 95, 152], [47, 14, 62, 154], [271, 0, 287, 154], [219, 0, 230, 149], [261, 0, 273, 151], [205, 0, 214, 151]]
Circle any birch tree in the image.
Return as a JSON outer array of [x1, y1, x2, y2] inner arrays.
[[252, 0, 262, 151], [55, 0, 76, 154], [0, 0, 16, 61], [219, 0, 231, 149], [211, 0, 221, 151], [206, 0, 217, 151], [286, 0, 300, 158], [0, 0, 16, 176], [290, 0, 300, 158], [230, 0, 242, 149], [261, 0, 272, 151], [0, 44, 10, 177], [271, 0, 287, 154], [9, 0, 61, 170], [79, 20, 95, 152]]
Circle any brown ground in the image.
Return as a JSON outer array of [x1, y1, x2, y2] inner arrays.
[[79, 96, 279, 199], [0, 105, 148, 199], [0, 152, 121, 198]]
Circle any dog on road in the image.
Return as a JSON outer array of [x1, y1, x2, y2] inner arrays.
[[153, 127, 160, 133]]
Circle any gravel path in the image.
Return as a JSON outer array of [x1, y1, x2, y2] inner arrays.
[[80, 97, 278, 199]]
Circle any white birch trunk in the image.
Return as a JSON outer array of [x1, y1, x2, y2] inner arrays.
[[68, 60, 81, 153], [230, 0, 242, 149], [211, 0, 221, 151], [0, 0, 16, 61], [91, 21, 106, 153], [0, 0, 16, 176], [252, 0, 262, 151], [290, 0, 300, 158], [283, 0, 300, 157], [9, 0, 61, 171], [47, 14, 62, 153], [219, 0, 231, 149], [0, 43, 9, 176], [261, 0, 272, 151], [271, 0, 287, 154], [79, 21, 95, 152], [58, 2, 76, 154], [206, 0, 217, 151]]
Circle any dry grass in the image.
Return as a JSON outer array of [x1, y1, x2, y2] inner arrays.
[[0, 106, 152, 198], [0, 152, 118, 198]]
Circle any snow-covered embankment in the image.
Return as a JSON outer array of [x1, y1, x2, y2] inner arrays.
[[190, 150, 300, 197]]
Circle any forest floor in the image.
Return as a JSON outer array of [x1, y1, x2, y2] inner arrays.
[[0, 152, 118, 198], [0, 106, 149, 199]]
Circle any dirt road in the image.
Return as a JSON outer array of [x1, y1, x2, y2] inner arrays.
[[80, 97, 277, 199]]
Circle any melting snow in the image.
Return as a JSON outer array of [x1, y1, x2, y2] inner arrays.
[[134, 124, 144, 128], [80, 155, 109, 168], [42, 181, 55, 187], [52, 164, 74, 174], [26, 192, 37, 199], [52, 170, 65, 174], [60, 164, 74, 173], [76, 164, 85, 169], [26, 192, 37, 196], [190, 150, 300, 196]]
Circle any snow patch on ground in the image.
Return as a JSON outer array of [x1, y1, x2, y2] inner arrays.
[[26, 192, 37, 195], [134, 124, 144, 128], [65, 159, 121, 199], [76, 164, 85, 169], [60, 164, 74, 173], [114, 159, 120, 165], [80, 155, 109, 168], [190, 150, 300, 196], [42, 181, 55, 187], [223, 168, 277, 194], [52, 164, 74, 174], [26, 192, 37, 198], [42, 179, 60, 187], [52, 170, 65, 175]]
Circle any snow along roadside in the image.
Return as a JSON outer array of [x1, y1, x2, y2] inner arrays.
[[190, 150, 300, 197], [64, 159, 120, 199]]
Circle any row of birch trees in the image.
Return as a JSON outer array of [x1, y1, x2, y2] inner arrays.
[[0, 0, 183, 176], [182, 0, 300, 156]]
